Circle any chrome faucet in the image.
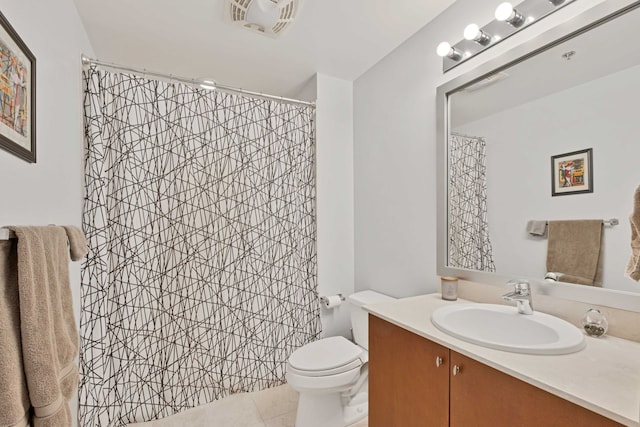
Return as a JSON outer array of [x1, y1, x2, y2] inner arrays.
[[502, 279, 534, 315]]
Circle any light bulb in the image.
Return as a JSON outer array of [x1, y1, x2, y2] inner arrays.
[[464, 24, 480, 41], [495, 2, 525, 27], [437, 41, 453, 57], [495, 2, 514, 21], [200, 80, 216, 90], [463, 24, 491, 46], [436, 42, 462, 61]]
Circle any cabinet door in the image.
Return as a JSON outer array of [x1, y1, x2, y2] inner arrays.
[[369, 315, 449, 427], [449, 351, 624, 427]]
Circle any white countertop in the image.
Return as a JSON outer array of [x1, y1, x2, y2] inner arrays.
[[364, 293, 640, 427]]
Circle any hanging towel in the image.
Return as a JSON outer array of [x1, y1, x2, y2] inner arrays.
[[0, 239, 30, 427], [0, 226, 87, 427], [626, 185, 640, 281], [61, 225, 89, 261], [526, 220, 547, 236], [546, 220, 603, 286]]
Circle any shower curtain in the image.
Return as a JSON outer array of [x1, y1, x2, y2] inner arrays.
[[448, 133, 496, 272], [79, 66, 320, 426]]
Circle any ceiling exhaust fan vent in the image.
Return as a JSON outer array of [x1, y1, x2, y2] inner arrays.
[[225, 0, 302, 38], [231, 5, 246, 22]]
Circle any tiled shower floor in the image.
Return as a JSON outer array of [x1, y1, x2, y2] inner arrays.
[[128, 383, 368, 427]]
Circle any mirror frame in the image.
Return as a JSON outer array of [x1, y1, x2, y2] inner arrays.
[[436, 0, 640, 312]]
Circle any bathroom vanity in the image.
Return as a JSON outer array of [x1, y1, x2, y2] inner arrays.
[[366, 294, 640, 427]]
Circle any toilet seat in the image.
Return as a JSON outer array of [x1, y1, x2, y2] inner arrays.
[[288, 336, 366, 377]]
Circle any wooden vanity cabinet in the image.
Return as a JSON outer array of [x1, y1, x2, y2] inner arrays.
[[369, 315, 623, 427], [369, 314, 450, 426]]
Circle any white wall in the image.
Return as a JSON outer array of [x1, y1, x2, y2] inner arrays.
[[455, 64, 640, 293], [0, 0, 94, 424], [314, 73, 355, 338], [353, 0, 606, 298], [0, 0, 94, 297], [296, 75, 317, 103], [0, 0, 94, 221]]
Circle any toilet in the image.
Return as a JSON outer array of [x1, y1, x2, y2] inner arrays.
[[286, 290, 395, 427]]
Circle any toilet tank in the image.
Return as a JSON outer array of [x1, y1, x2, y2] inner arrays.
[[347, 290, 396, 350]]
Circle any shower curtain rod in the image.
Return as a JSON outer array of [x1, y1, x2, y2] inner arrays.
[[81, 55, 316, 108]]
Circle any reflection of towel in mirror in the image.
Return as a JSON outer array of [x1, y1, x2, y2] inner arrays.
[[626, 186, 640, 281], [526, 220, 547, 236], [546, 220, 603, 286]]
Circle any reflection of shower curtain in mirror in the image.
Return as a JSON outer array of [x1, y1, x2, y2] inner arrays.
[[448, 133, 496, 272]]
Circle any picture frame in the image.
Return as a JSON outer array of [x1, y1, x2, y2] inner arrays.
[[551, 148, 593, 196], [0, 10, 36, 163]]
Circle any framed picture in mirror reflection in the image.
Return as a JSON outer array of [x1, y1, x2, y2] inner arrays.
[[551, 148, 593, 196]]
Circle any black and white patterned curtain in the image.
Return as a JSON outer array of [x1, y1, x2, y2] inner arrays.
[[448, 133, 496, 272], [79, 66, 320, 426]]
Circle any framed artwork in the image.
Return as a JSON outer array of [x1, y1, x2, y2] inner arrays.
[[0, 11, 36, 163], [551, 148, 593, 196]]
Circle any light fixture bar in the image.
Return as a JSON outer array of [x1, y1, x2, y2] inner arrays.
[[440, 0, 575, 73]]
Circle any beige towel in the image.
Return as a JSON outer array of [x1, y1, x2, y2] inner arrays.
[[2, 226, 86, 427], [546, 220, 603, 286], [61, 225, 89, 261], [626, 186, 640, 281], [0, 240, 31, 427]]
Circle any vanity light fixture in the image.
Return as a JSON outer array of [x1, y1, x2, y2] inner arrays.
[[464, 24, 492, 46], [495, 2, 526, 27], [437, 42, 463, 60], [199, 79, 217, 90], [438, 0, 576, 73]]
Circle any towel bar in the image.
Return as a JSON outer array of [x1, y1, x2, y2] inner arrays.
[[0, 228, 72, 244], [541, 219, 619, 226], [0, 228, 16, 240]]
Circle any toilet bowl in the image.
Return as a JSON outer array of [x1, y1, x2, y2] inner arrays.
[[286, 290, 395, 427]]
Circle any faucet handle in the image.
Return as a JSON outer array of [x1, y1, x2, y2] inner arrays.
[[506, 279, 530, 294]]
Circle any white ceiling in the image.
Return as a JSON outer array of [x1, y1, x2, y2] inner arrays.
[[73, 0, 456, 98]]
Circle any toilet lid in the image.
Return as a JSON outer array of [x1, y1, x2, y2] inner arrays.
[[289, 336, 364, 373]]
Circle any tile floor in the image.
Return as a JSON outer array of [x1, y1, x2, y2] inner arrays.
[[128, 383, 368, 427]]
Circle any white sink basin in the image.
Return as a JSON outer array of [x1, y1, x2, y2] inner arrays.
[[431, 303, 586, 355]]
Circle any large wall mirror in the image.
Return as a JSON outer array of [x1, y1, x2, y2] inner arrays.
[[437, 0, 640, 311]]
